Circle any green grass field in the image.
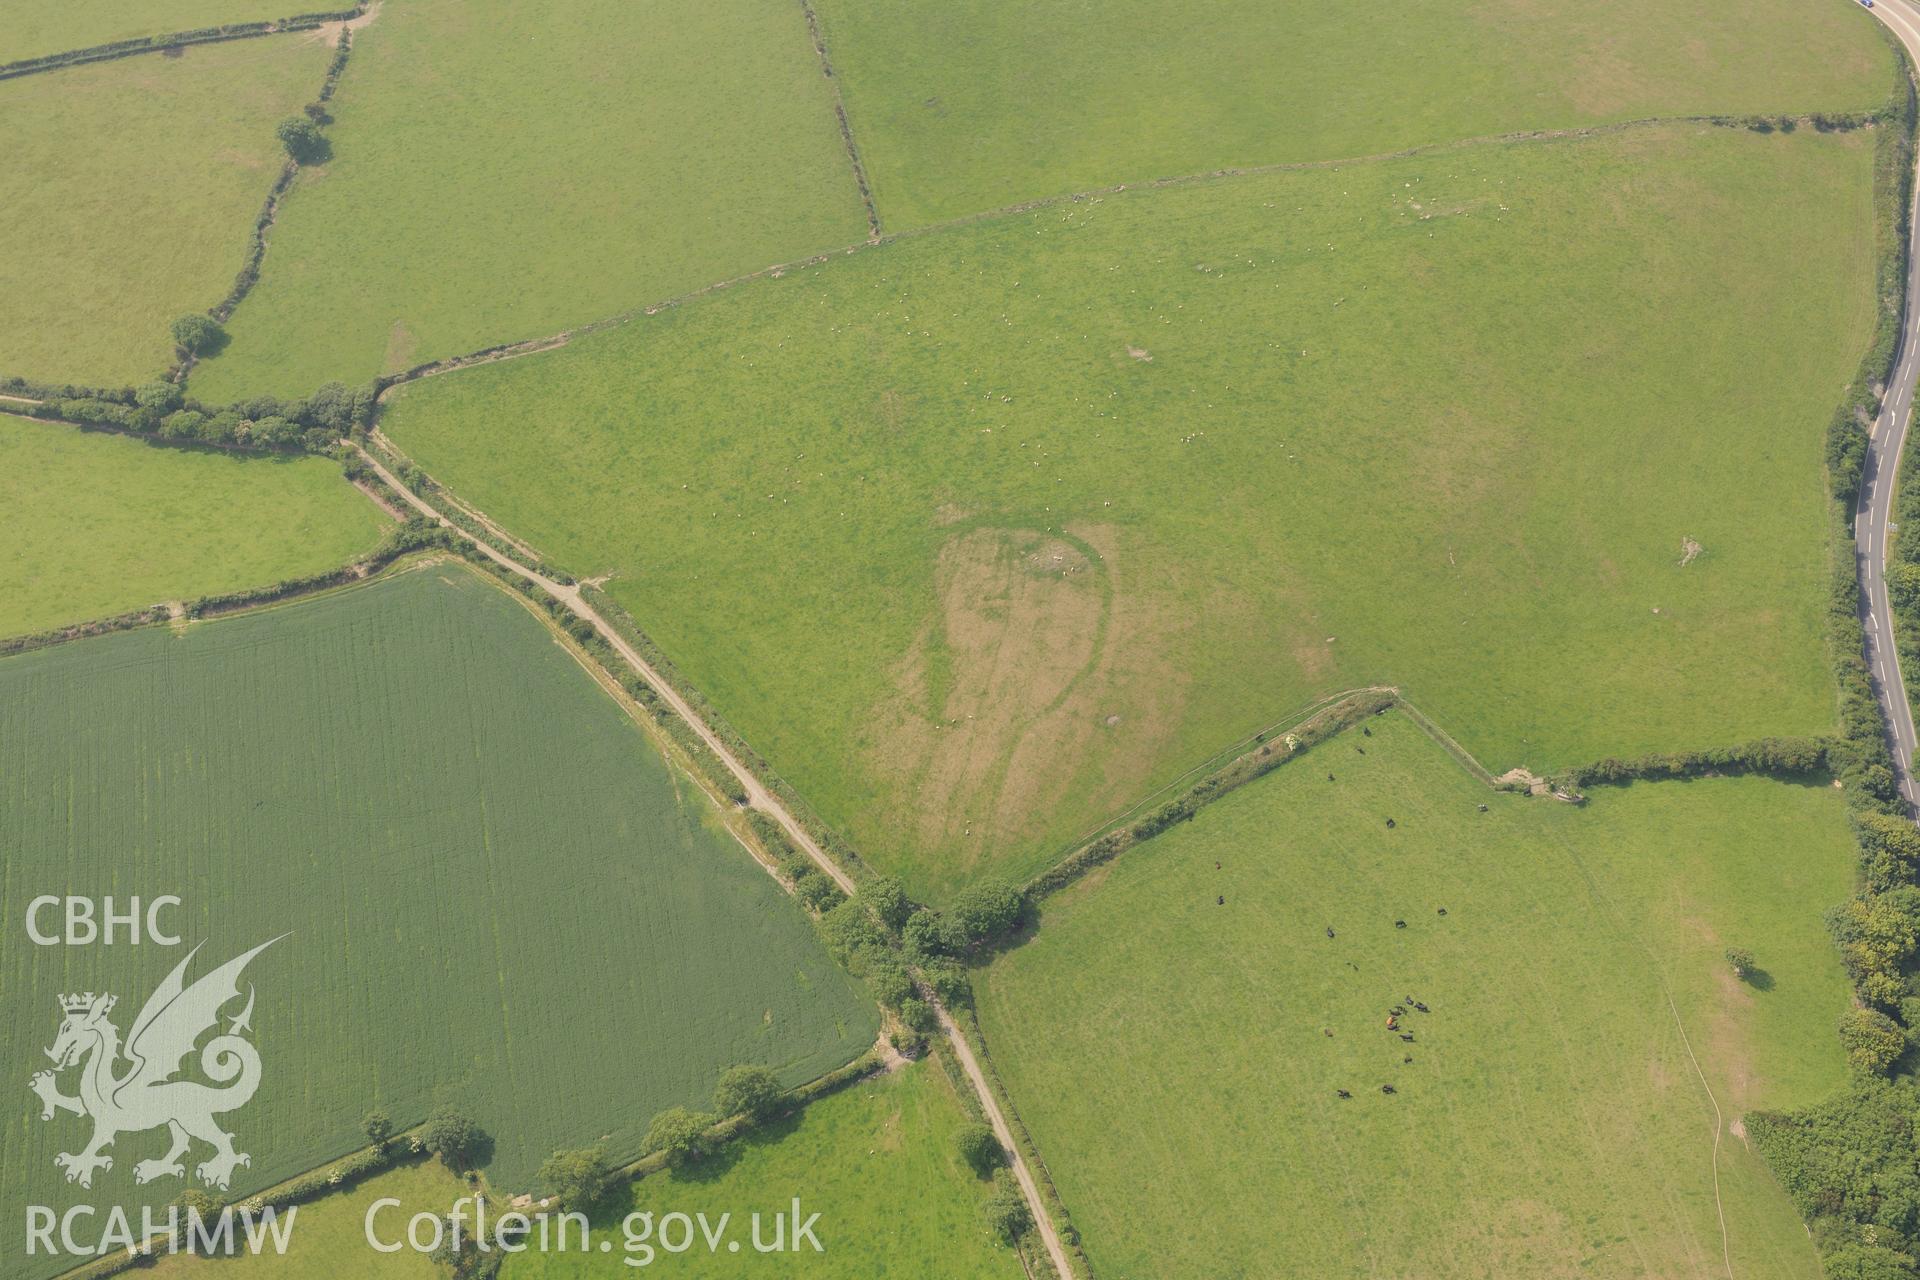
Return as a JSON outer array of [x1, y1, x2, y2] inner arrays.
[[501, 1059, 1023, 1278], [0, 413, 388, 637], [2, 0, 298, 64], [0, 34, 330, 387], [382, 123, 1876, 899], [0, 564, 876, 1280], [973, 711, 1858, 1279], [148, 1060, 1019, 1278], [149, 1158, 461, 1279], [814, 0, 1891, 227], [188, 0, 868, 402]]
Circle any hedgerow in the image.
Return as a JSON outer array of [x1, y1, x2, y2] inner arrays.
[[0, 8, 364, 82]]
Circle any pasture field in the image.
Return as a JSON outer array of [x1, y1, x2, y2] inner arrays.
[[383, 123, 1876, 899], [189, 0, 868, 401], [2, 0, 296, 64], [0, 413, 388, 638], [501, 1058, 1024, 1278], [0, 34, 330, 387], [813, 0, 1891, 227], [972, 711, 1858, 1279], [148, 1158, 460, 1279], [0, 564, 875, 1280]]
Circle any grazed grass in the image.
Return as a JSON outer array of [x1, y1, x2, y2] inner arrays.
[[1, 0, 299, 64], [813, 0, 1892, 227], [501, 1059, 1023, 1279], [0, 414, 387, 637], [383, 124, 1876, 898], [148, 1158, 460, 1279], [0, 565, 876, 1280], [0, 34, 330, 386], [974, 712, 1857, 1280], [189, 0, 867, 401]]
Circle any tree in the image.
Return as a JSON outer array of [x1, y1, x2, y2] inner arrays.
[[1829, 890, 1920, 1007], [714, 1065, 784, 1124], [860, 875, 912, 930], [1857, 811, 1920, 893], [276, 117, 328, 164], [1889, 561, 1920, 612], [161, 409, 206, 440], [645, 1106, 714, 1168], [538, 1146, 614, 1211], [955, 1122, 1005, 1176], [170, 313, 224, 356], [130, 381, 184, 430], [928, 959, 972, 1004], [903, 908, 955, 960], [1724, 948, 1757, 980], [982, 1176, 1032, 1243], [171, 1187, 223, 1221], [1823, 1243, 1920, 1280], [363, 1109, 394, 1148], [422, 1108, 485, 1169], [797, 874, 844, 911], [947, 881, 1025, 946], [899, 996, 938, 1033], [1838, 1008, 1906, 1076], [252, 415, 300, 447], [304, 380, 356, 432]]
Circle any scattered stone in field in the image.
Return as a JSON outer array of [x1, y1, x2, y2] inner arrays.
[[1679, 537, 1703, 566]]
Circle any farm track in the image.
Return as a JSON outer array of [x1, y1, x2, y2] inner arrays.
[[346, 442, 1076, 1277]]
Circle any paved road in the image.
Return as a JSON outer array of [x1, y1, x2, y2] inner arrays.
[[1861, 0, 1920, 812]]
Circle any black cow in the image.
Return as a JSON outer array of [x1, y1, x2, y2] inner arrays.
[[1336, 1089, 1352, 1099]]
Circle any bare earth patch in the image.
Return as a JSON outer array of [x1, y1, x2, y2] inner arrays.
[[866, 525, 1185, 879]]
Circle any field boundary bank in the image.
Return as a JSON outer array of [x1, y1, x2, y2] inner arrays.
[[0, 525, 452, 664], [52, 1043, 905, 1280], [174, 22, 361, 384], [1023, 694, 1554, 902], [369, 110, 1874, 398], [795, 0, 881, 241], [0, 4, 365, 81]]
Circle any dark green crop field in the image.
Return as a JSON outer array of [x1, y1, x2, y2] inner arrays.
[[0, 564, 875, 1279]]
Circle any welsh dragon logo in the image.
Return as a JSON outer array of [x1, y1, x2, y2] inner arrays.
[[29, 938, 281, 1191]]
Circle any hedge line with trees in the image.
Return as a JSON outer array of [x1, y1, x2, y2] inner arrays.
[[0, 7, 363, 81], [1747, 48, 1920, 1280], [27, 377, 379, 454], [1026, 690, 1396, 899]]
